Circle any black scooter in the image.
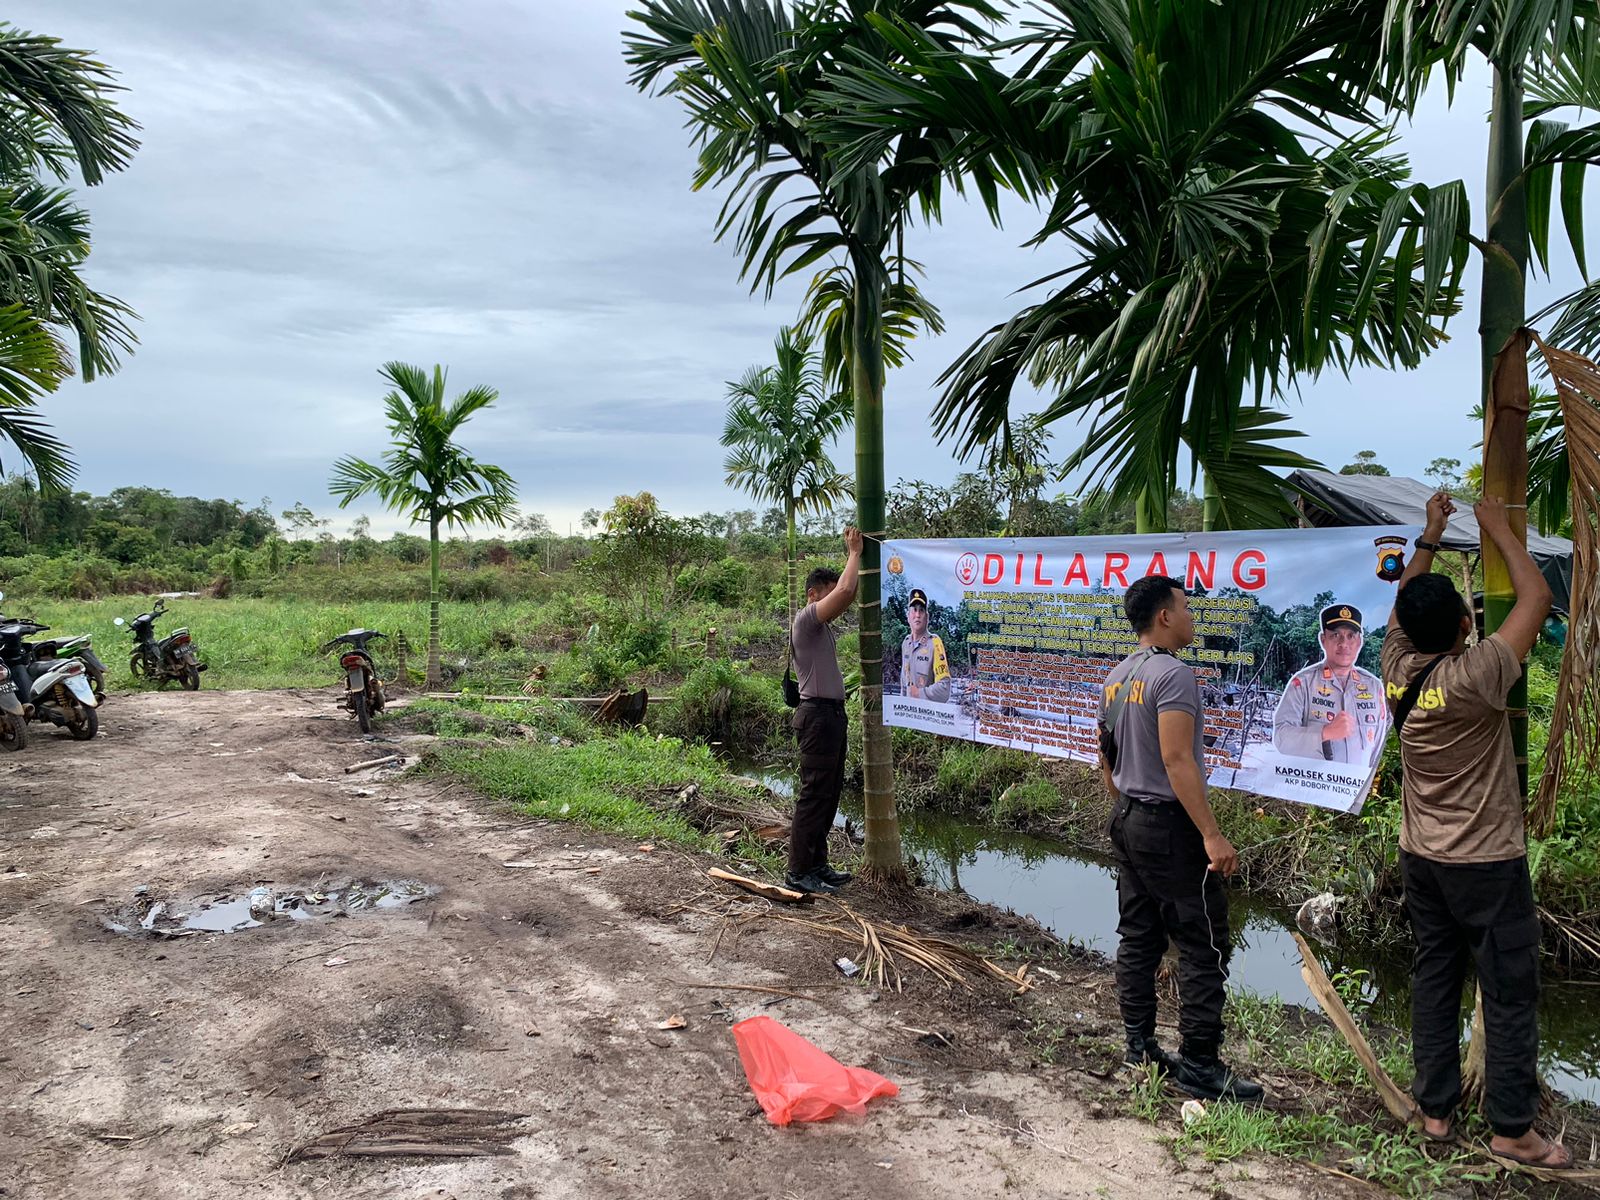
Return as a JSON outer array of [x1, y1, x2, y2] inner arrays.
[[114, 599, 207, 689], [323, 629, 386, 733]]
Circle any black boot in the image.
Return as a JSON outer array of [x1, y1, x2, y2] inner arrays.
[[1123, 1029, 1178, 1072], [1173, 1052, 1264, 1103], [817, 864, 853, 887], [784, 871, 839, 896]]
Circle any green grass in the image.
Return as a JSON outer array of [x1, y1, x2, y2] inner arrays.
[[399, 695, 596, 743], [1226, 988, 1413, 1090], [427, 727, 752, 850], [935, 744, 1039, 806], [993, 777, 1064, 823], [11, 596, 562, 692], [1111, 988, 1494, 1196], [1172, 1105, 1488, 1197]]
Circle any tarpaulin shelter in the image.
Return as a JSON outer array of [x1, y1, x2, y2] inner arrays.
[[1287, 469, 1574, 611]]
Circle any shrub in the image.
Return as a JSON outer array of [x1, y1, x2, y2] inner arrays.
[[668, 656, 787, 749], [935, 744, 1037, 807], [993, 777, 1063, 823], [677, 556, 754, 607]]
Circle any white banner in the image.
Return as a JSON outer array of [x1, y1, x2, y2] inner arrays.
[[882, 526, 1422, 814]]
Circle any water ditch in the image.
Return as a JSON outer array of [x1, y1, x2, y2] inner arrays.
[[742, 761, 1600, 1104]]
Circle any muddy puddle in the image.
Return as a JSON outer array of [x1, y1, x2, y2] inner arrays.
[[106, 878, 436, 937]]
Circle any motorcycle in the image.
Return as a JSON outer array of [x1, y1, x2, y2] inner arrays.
[[0, 590, 106, 702], [114, 598, 207, 689], [27, 633, 108, 702], [0, 617, 100, 742], [323, 629, 387, 733], [0, 652, 27, 751]]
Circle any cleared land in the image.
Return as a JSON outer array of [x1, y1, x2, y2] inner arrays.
[[0, 688, 1377, 1199]]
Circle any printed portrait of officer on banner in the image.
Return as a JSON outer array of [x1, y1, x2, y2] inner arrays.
[[1272, 602, 1390, 766]]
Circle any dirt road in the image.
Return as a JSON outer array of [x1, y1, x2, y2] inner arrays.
[[1, 689, 1364, 1199]]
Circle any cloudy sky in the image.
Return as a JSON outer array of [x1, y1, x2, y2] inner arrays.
[[12, 2, 1596, 534]]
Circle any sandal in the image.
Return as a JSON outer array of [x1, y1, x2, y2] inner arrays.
[[1493, 1137, 1575, 1171], [1415, 1115, 1455, 1144]]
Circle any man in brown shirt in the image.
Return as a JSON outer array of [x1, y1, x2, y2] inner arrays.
[[1382, 493, 1567, 1168]]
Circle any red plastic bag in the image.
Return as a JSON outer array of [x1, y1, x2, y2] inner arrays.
[[731, 1015, 899, 1126]]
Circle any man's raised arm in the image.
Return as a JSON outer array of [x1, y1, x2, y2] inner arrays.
[[1476, 497, 1554, 660], [1388, 492, 1456, 632]]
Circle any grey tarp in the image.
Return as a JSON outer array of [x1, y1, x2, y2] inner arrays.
[[1287, 469, 1574, 611]]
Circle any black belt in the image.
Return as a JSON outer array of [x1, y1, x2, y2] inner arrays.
[[799, 696, 845, 710], [1127, 797, 1179, 809]]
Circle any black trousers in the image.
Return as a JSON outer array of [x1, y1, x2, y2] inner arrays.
[[790, 699, 847, 876], [1400, 850, 1541, 1137], [1108, 799, 1230, 1058]]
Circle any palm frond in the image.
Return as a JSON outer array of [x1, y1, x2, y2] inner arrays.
[[0, 23, 141, 184]]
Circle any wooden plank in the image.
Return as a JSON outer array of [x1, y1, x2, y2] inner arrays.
[[1293, 932, 1417, 1125], [344, 754, 403, 774], [707, 867, 812, 905]]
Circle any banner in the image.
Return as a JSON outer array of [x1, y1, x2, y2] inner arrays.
[[881, 526, 1422, 814]]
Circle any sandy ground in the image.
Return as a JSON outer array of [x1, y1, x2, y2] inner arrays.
[[0, 688, 1374, 1200]]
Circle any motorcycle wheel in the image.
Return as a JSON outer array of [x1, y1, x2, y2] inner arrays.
[[87, 662, 107, 702], [0, 712, 27, 752], [180, 665, 201, 691], [66, 702, 98, 741], [353, 689, 372, 734], [129, 653, 146, 679]]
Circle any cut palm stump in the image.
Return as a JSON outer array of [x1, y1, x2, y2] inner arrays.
[[707, 867, 811, 905], [286, 1108, 528, 1161]]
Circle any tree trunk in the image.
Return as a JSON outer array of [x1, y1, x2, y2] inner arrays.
[[1135, 485, 1167, 534], [1463, 56, 1532, 1108], [427, 513, 443, 690], [851, 257, 904, 883], [786, 497, 798, 626]]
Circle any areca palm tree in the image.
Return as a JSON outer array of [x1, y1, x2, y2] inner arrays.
[[330, 363, 518, 689], [1361, 3, 1600, 806], [721, 326, 853, 623], [0, 22, 141, 490], [626, 0, 1001, 882], [820, 0, 1466, 531]]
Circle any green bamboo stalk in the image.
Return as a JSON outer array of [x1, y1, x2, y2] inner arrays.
[[852, 258, 904, 882]]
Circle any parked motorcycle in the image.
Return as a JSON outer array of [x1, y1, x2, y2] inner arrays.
[[28, 632, 108, 701], [323, 629, 387, 733], [0, 591, 106, 703], [0, 617, 100, 742], [114, 599, 206, 689], [0, 652, 27, 750]]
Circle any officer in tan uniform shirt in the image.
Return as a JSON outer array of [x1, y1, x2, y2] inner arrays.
[[900, 588, 951, 702], [1272, 603, 1388, 766]]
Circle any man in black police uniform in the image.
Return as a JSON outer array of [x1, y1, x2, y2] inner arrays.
[[1099, 575, 1263, 1101], [1273, 603, 1389, 765]]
